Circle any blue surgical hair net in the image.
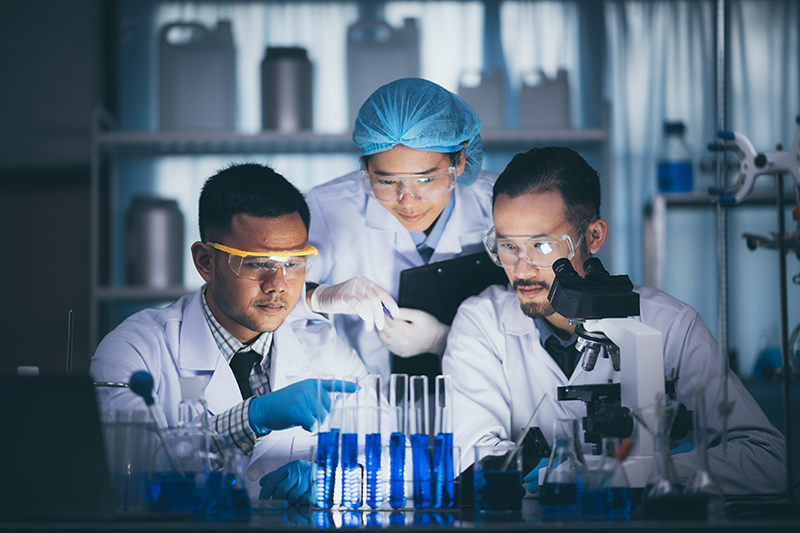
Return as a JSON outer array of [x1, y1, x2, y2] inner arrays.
[[353, 78, 484, 186]]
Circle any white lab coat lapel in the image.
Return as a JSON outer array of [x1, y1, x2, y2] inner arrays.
[[432, 185, 492, 260], [365, 194, 422, 267], [176, 290, 242, 415], [247, 324, 312, 467], [501, 294, 587, 427]]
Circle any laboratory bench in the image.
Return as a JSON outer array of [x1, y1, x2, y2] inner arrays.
[[2, 498, 799, 533]]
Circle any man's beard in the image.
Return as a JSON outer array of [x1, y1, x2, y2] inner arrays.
[[514, 279, 554, 319]]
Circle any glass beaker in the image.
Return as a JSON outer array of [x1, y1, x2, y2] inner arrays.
[[473, 442, 523, 512], [685, 385, 724, 519], [642, 394, 683, 519], [541, 418, 586, 518]]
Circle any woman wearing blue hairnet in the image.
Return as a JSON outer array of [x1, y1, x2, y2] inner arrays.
[[304, 78, 497, 386]]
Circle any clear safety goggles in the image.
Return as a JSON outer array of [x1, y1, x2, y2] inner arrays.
[[482, 219, 590, 270], [206, 242, 318, 281], [360, 164, 457, 202]]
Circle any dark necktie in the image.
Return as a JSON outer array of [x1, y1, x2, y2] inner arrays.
[[543, 336, 579, 379], [229, 349, 262, 400], [417, 243, 434, 264]]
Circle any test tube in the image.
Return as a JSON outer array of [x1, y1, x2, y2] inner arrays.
[[389, 374, 408, 509], [340, 376, 361, 509], [410, 375, 432, 508], [433, 375, 454, 508], [362, 375, 383, 509], [315, 376, 341, 509]]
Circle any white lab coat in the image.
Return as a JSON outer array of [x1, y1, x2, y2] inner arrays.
[[90, 287, 370, 499], [443, 284, 787, 496], [305, 169, 498, 385]]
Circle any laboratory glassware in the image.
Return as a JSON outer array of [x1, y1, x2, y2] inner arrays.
[[642, 394, 684, 520], [433, 375, 455, 509], [362, 375, 384, 509], [410, 375, 432, 508], [154, 376, 228, 516], [595, 437, 633, 520], [685, 386, 724, 519], [315, 376, 342, 509], [473, 442, 523, 512], [389, 374, 408, 509], [340, 376, 361, 509], [540, 418, 586, 517]]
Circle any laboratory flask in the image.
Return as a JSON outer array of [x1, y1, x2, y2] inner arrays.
[[541, 418, 586, 517], [595, 437, 633, 520]]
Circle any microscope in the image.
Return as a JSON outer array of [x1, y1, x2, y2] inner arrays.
[[547, 257, 694, 488]]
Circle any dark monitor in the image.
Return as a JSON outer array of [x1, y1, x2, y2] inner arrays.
[[0, 373, 116, 521]]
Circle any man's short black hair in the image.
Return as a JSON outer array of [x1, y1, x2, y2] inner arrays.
[[198, 163, 310, 242], [492, 147, 601, 226]]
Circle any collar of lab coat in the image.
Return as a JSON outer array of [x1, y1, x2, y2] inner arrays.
[[500, 288, 539, 337], [498, 285, 584, 382], [176, 288, 311, 415]]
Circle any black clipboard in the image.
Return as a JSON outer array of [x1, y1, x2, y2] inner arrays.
[[398, 250, 508, 326]]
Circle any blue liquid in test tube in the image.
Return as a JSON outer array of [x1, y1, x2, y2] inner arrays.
[[411, 433, 432, 508], [365, 432, 383, 508], [432, 432, 454, 508], [389, 431, 406, 508], [340, 432, 361, 509], [315, 429, 339, 509]]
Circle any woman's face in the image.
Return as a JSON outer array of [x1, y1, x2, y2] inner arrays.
[[365, 144, 465, 233]]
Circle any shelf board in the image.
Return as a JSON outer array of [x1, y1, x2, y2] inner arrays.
[[95, 286, 196, 301], [653, 189, 784, 208], [94, 127, 609, 156], [95, 130, 358, 155]]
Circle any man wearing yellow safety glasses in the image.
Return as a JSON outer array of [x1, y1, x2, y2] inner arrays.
[[91, 163, 374, 506]]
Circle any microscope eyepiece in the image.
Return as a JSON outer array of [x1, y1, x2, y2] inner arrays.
[[552, 258, 579, 279], [583, 257, 609, 278]]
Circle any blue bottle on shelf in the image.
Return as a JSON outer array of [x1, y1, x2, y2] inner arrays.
[[658, 121, 694, 193]]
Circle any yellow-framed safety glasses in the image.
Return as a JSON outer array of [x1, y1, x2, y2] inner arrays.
[[206, 242, 318, 281]]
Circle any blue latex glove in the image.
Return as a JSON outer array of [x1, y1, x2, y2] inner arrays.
[[249, 378, 358, 435], [523, 457, 549, 495], [259, 460, 314, 506]]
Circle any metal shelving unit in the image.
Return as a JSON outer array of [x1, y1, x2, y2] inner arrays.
[[89, 113, 611, 352], [644, 190, 783, 289]]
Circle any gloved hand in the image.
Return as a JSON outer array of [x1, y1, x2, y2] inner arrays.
[[259, 460, 314, 506], [309, 277, 400, 332], [378, 307, 450, 357], [249, 378, 358, 435], [523, 457, 549, 496]]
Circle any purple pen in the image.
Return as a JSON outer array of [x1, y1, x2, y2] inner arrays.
[[382, 304, 394, 320]]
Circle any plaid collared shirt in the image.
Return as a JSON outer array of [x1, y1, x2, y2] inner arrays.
[[201, 287, 273, 455]]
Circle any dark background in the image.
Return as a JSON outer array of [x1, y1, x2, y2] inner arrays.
[[0, 0, 113, 374]]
